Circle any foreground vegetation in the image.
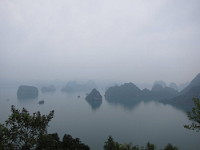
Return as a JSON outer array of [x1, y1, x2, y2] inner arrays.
[[0, 106, 89, 150], [184, 98, 200, 132], [104, 136, 178, 150], [0, 98, 199, 150]]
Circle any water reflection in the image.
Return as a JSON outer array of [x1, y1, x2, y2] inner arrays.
[[105, 97, 141, 110], [105, 96, 190, 113], [161, 102, 193, 112], [17, 97, 38, 105], [85, 98, 102, 111], [1, 87, 200, 150]]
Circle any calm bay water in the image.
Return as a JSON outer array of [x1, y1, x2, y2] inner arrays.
[[0, 86, 200, 150]]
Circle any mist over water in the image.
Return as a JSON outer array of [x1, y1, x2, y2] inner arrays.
[[0, 1, 200, 150], [0, 86, 200, 150]]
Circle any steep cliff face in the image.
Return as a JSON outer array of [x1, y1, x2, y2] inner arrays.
[[163, 73, 200, 110], [181, 73, 200, 94]]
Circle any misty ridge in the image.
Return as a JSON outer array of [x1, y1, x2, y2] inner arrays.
[[13, 72, 200, 112]]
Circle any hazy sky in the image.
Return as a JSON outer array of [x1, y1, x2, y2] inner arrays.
[[0, 0, 200, 84]]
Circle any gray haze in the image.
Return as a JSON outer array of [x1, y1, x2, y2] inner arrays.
[[0, 0, 200, 84]]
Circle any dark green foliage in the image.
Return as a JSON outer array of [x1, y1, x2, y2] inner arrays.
[[146, 142, 155, 150], [104, 136, 119, 150], [62, 134, 90, 150], [0, 105, 181, 150], [17, 85, 39, 99], [31, 133, 90, 150], [164, 144, 178, 150], [184, 98, 200, 132], [103, 136, 178, 150], [104, 136, 139, 150], [0, 124, 4, 150], [36, 133, 61, 150], [0, 106, 90, 150], [119, 143, 139, 150], [0, 105, 54, 150]]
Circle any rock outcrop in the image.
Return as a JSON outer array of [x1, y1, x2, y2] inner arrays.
[[105, 83, 142, 101], [105, 82, 179, 106], [181, 73, 200, 94], [162, 73, 200, 110], [17, 85, 39, 99], [86, 89, 102, 101]]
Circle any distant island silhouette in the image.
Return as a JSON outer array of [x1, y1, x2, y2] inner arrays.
[[85, 89, 102, 111], [15, 73, 200, 111], [163, 73, 200, 110], [61, 80, 97, 93], [41, 85, 56, 93], [17, 85, 39, 99], [105, 73, 200, 111]]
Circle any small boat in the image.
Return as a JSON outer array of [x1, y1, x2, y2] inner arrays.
[[38, 100, 44, 104], [77, 95, 80, 98]]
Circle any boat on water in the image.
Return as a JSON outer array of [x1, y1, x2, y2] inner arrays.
[[38, 100, 44, 104]]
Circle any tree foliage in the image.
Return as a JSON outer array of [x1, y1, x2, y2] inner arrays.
[[146, 142, 155, 150], [62, 134, 90, 150], [184, 98, 200, 132], [0, 105, 181, 150], [163, 144, 178, 150], [0, 105, 90, 150], [103, 136, 178, 150], [104, 136, 119, 150], [36, 133, 61, 150], [0, 105, 54, 150]]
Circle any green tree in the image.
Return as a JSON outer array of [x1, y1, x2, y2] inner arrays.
[[184, 98, 200, 132], [0, 105, 54, 150], [104, 136, 119, 150], [119, 143, 139, 150], [36, 133, 61, 150], [164, 143, 178, 150], [104, 136, 140, 150], [62, 134, 90, 150], [62, 134, 73, 149], [146, 142, 155, 150]]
